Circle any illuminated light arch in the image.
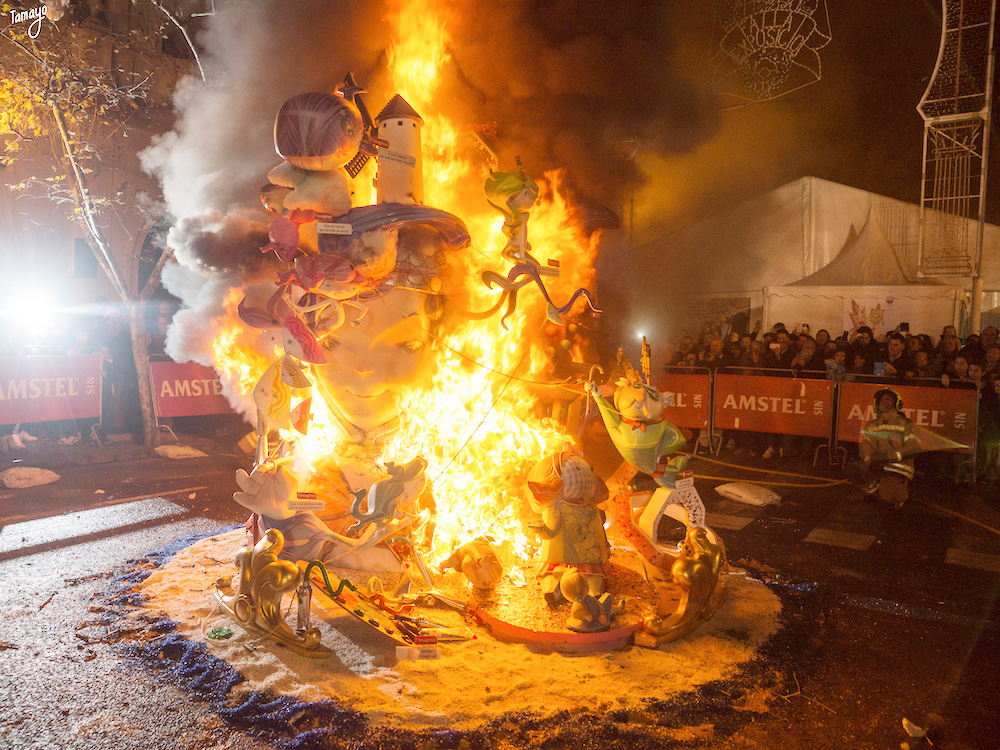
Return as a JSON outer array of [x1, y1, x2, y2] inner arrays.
[[712, 0, 832, 104]]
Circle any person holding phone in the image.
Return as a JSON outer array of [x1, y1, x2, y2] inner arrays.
[[697, 336, 726, 370], [847, 326, 879, 369], [763, 328, 795, 368]]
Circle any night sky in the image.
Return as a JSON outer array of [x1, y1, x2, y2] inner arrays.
[[631, 0, 992, 244], [146, 1, 994, 245]]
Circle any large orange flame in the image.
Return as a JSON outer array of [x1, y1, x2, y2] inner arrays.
[[212, 0, 601, 567]]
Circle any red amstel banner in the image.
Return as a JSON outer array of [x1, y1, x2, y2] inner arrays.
[[837, 381, 977, 454], [713, 373, 833, 438], [0, 355, 102, 424], [149, 360, 232, 418], [651, 371, 711, 429]]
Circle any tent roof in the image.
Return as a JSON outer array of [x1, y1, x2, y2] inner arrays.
[[790, 208, 943, 286]]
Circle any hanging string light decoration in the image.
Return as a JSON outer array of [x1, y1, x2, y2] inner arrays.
[[712, 0, 832, 104]]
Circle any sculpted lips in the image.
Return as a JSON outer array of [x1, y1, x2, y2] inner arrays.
[[346, 389, 384, 400]]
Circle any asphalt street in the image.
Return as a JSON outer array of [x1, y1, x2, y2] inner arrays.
[[0, 432, 997, 749]]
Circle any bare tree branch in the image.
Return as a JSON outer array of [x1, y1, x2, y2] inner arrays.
[[140, 246, 176, 301], [48, 101, 130, 301], [146, 1, 207, 82], [1, 6, 192, 447]]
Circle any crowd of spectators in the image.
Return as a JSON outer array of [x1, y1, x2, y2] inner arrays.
[[664, 321, 1000, 481], [670, 321, 999, 384]]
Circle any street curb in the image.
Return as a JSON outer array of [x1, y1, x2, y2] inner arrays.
[[0, 434, 233, 471]]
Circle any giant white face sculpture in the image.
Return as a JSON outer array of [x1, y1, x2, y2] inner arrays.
[[312, 287, 434, 433]]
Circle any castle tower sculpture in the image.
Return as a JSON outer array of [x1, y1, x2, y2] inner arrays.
[[374, 94, 424, 205]]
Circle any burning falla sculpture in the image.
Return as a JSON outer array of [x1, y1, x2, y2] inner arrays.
[[586, 349, 714, 538], [233, 86, 457, 582], [218, 82, 726, 654], [526, 445, 612, 606]]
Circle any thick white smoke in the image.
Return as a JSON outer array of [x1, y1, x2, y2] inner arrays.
[[142, 0, 719, 367]]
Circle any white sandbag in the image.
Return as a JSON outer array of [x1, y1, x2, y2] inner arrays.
[[714, 482, 781, 506], [155, 444, 208, 460], [0, 466, 61, 488]]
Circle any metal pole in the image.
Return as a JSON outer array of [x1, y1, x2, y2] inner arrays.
[[918, 126, 931, 279], [970, 0, 996, 334]]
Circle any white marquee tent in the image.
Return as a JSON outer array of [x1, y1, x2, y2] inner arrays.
[[636, 176, 999, 335], [762, 208, 963, 338]]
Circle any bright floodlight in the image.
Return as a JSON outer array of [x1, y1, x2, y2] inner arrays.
[[3, 288, 58, 341]]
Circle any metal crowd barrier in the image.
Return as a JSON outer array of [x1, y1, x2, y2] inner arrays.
[[653, 366, 718, 455], [0, 353, 103, 427], [652, 366, 981, 477]]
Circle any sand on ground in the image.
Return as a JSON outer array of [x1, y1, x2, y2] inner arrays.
[[140, 530, 781, 729]]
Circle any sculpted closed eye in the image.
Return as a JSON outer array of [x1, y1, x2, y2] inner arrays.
[[398, 340, 424, 353]]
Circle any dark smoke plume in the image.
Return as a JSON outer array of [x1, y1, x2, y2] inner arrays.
[[141, 0, 721, 363], [144, 0, 718, 230]]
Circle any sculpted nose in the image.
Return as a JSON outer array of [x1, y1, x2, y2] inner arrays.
[[355, 365, 373, 378]]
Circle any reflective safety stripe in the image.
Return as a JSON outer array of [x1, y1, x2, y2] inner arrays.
[[883, 462, 915, 480]]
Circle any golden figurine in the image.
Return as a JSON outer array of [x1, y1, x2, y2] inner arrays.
[[214, 529, 330, 658], [633, 526, 727, 648]]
